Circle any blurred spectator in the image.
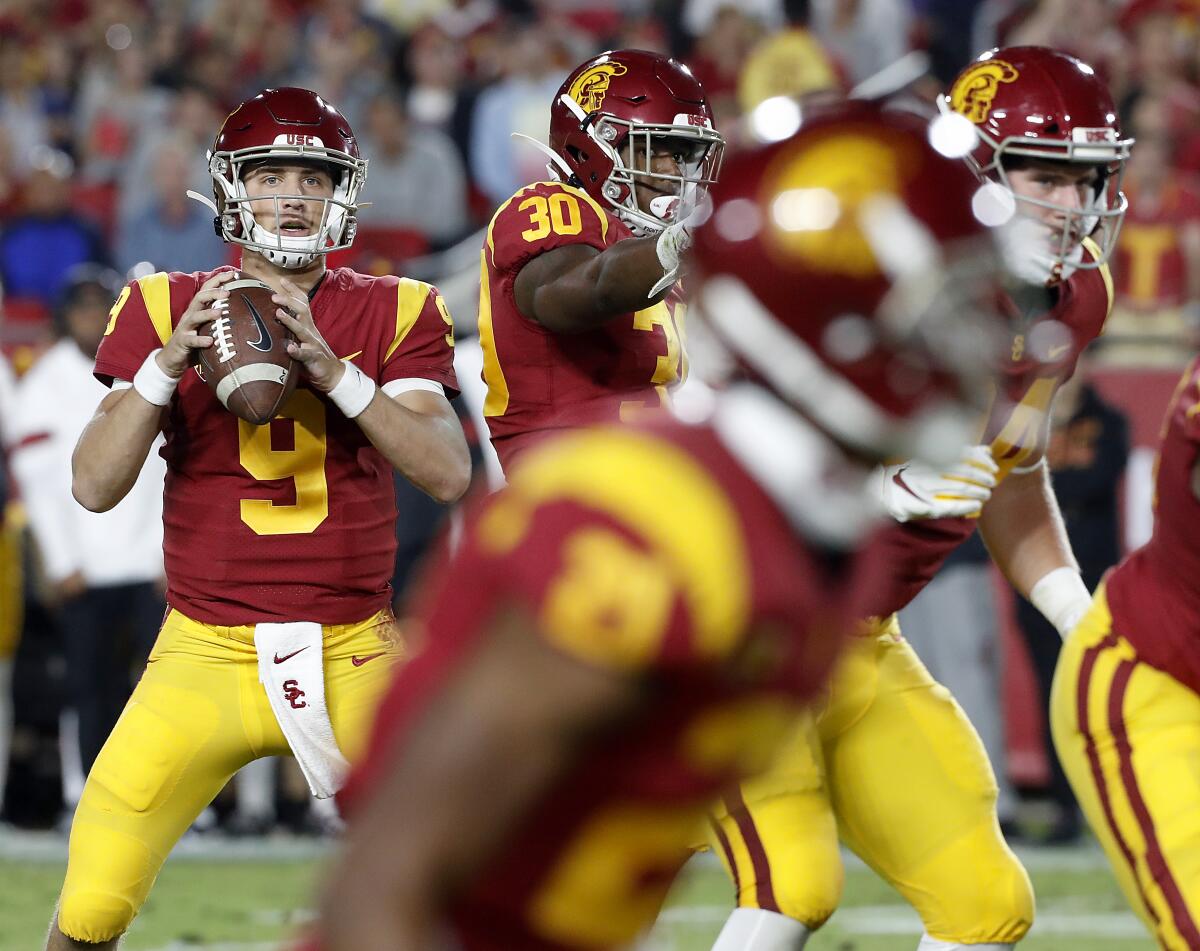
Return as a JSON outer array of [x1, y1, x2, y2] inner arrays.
[[1000, 0, 1127, 87], [73, 42, 171, 184], [809, 0, 915, 86], [356, 91, 469, 248], [468, 20, 571, 207], [0, 150, 107, 309], [1108, 93, 1200, 360], [688, 7, 766, 124], [1013, 363, 1128, 843], [0, 39, 50, 177], [116, 134, 226, 274], [117, 82, 222, 230], [7, 265, 165, 790], [738, 0, 842, 116], [0, 344, 17, 819], [682, 0, 784, 39], [402, 24, 480, 168]]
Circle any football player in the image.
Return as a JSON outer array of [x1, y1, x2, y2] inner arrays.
[[709, 46, 1133, 951], [306, 101, 1015, 951], [1050, 355, 1200, 949], [477, 48, 724, 471], [45, 88, 470, 951]]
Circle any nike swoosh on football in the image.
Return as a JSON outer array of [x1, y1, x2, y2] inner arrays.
[[351, 652, 386, 667], [1047, 343, 1071, 359], [273, 646, 310, 664], [243, 293, 274, 353]]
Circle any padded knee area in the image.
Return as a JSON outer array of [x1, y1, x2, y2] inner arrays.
[[918, 831, 1034, 945], [58, 891, 136, 944]]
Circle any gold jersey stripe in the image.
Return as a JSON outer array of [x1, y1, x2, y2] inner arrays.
[[477, 249, 510, 417], [385, 278, 434, 362], [1082, 236, 1116, 322], [489, 429, 752, 658], [139, 272, 174, 346], [103, 285, 133, 337]]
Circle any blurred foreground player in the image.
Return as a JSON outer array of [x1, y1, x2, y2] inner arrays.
[[478, 48, 724, 471], [709, 46, 1131, 951], [1052, 355, 1200, 950], [309, 101, 1012, 951], [45, 87, 469, 950]]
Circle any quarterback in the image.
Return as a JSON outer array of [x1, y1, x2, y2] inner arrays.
[[478, 48, 723, 471], [307, 102, 1014, 951], [710, 47, 1132, 951], [1051, 355, 1200, 950], [45, 88, 469, 950]]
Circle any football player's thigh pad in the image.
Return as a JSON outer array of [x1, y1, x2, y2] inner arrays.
[[711, 713, 844, 927], [824, 634, 1033, 945]]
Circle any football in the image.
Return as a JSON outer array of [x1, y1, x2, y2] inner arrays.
[[197, 275, 299, 425]]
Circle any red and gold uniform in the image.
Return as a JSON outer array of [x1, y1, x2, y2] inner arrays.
[[1051, 355, 1200, 950], [711, 245, 1113, 944], [56, 266, 457, 944], [477, 180, 686, 471], [332, 419, 885, 951], [1113, 176, 1200, 312]]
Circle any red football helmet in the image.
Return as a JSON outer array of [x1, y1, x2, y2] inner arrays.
[[544, 49, 724, 235], [940, 46, 1133, 284], [205, 87, 368, 268], [690, 100, 1010, 465]]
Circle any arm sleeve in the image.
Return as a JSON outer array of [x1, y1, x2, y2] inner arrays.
[[379, 279, 460, 398], [93, 275, 179, 387], [487, 181, 612, 280]]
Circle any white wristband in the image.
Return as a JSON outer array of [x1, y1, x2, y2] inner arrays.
[[327, 360, 376, 419], [132, 349, 179, 406], [1030, 567, 1092, 640]]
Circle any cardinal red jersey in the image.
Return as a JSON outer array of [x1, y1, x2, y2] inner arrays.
[[1105, 356, 1200, 693], [335, 419, 884, 951], [93, 266, 458, 626], [477, 180, 687, 471], [866, 240, 1114, 617], [1113, 175, 1200, 311]]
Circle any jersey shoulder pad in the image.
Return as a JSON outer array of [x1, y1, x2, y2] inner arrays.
[[474, 427, 753, 670], [485, 180, 614, 275]]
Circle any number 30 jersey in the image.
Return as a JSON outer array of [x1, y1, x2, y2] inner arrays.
[[477, 180, 687, 471], [93, 266, 459, 626]]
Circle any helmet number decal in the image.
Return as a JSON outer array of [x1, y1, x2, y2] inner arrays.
[[520, 194, 583, 242]]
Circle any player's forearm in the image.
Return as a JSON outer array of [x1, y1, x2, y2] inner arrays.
[[354, 395, 471, 504], [979, 463, 1079, 599], [320, 888, 442, 951], [539, 236, 671, 332], [71, 390, 164, 512]]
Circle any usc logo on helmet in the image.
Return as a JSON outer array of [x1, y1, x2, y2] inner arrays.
[[763, 132, 913, 278], [568, 62, 629, 113], [950, 59, 1020, 123]]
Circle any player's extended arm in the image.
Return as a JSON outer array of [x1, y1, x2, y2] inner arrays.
[[318, 607, 643, 951], [978, 457, 1092, 637], [514, 221, 688, 333]]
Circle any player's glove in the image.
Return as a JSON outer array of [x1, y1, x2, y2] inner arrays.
[[650, 193, 711, 297], [877, 445, 999, 522]]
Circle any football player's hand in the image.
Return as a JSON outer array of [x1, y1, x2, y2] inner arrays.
[[155, 270, 233, 378], [877, 445, 999, 522], [273, 278, 343, 393], [51, 570, 87, 603]]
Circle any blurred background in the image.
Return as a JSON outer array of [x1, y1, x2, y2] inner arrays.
[[0, 0, 1196, 847]]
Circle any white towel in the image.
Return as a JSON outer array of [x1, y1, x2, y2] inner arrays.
[[254, 621, 349, 799]]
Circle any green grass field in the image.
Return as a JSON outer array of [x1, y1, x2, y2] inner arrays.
[[0, 833, 1158, 950]]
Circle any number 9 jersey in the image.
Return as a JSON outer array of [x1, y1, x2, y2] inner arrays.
[[93, 266, 459, 626], [477, 180, 687, 471]]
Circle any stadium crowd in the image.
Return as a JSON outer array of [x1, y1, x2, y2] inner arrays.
[[0, 0, 1195, 843]]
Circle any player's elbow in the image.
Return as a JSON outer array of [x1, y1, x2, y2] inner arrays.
[[430, 461, 471, 505], [72, 477, 117, 513]]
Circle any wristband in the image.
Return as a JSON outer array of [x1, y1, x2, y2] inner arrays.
[[1029, 566, 1091, 640], [132, 349, 179, 406], [327, 360, 376, 419]]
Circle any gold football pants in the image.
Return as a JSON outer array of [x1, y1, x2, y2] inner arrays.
[[1051, 583, 1200, 950], [0, 502, 24, 660], [710, 620, 1034, 944], [56, 607, 402, 944]]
